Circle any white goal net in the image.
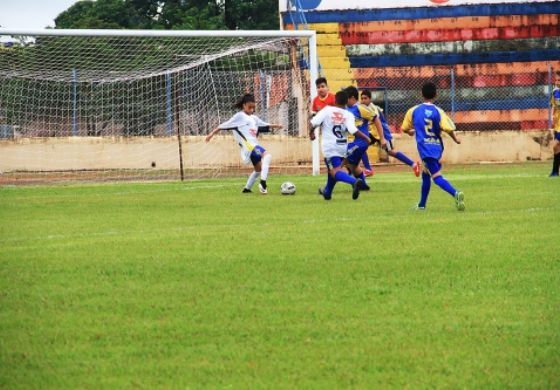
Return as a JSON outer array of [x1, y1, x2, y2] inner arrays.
[[0, 29, 317, 184]]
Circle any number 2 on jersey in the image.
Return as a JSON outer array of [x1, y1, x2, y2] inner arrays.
[[424, 118, 435, 137]]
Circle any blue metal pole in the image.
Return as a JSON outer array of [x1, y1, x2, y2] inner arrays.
[[548, 64, 553, 130], [166, 72, 173, 136], [450, 67, 456, 120], [72, 68, 78, 136]]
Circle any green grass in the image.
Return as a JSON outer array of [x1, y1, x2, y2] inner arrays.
[[1, 162, 559, 388]]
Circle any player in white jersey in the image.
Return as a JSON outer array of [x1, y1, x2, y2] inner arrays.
[[310, 90, 371, 200], [205, 94, 283, 194]]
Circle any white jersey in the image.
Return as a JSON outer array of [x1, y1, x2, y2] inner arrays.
[[218, 111, 270, 163], [310, 106, 358, 158]]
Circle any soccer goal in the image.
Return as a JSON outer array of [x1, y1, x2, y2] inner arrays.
[[0, 29, 319, 184]]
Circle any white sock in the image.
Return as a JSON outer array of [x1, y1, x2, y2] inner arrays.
[[245, 171, 260, 189], [261, 154, 272, 181]]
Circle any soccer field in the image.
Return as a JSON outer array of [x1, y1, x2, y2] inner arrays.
[[1, 162, 559, 388]]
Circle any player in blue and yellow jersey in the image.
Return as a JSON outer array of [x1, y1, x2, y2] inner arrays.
[[549, 72, 560, 177], [401, 82, 465, 211], [344, 86, 385, 190], [360, 90, 420, 177]]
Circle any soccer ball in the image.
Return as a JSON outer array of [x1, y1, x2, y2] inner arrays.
[[280, 181, 296, 195]]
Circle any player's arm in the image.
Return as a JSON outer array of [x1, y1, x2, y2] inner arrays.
[[372, 115, 387, 148], [309, 109, 326, 141], [345, 114, 370, 143], [358, 105, 385, 146], [254, 116, 283, 134], [205, 126, 223, 142], [401, 107, 415, 136], [206, 113, 242, 142], [438, 109, 460, 144]]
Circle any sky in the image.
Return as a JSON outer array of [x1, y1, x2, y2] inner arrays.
[[0, 0, 79, 30]]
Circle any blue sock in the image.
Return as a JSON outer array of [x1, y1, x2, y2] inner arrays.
[[394, 151, 414, 166], [358, 172, 367, 184], [361, 153, 372, 170], [335, 170, 357, 185], [324, 174, 336, 196], [433, 175, 457, 197], [419, 172, 431, 207]]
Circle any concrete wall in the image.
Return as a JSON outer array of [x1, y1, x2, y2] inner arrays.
[[0, 131, 554, 173], [382, 130, 554, 165]]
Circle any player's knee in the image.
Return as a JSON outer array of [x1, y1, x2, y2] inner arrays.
[[431, 171, 442, 180], [263, 153, 272, 163]]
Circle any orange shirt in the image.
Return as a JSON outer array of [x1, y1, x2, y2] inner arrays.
[[312, 92, 336, 113]]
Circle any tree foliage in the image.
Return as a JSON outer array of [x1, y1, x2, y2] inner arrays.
[[54, 0, 280, 30]]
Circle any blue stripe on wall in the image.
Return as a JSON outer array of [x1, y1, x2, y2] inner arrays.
[[349, 49, 560, 68], [455, 97, 549, 112], [387, 98, 548, 113], [281, 1, 560, 24]]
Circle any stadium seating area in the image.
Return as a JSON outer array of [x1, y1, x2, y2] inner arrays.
[[283, 1, 560, 131]]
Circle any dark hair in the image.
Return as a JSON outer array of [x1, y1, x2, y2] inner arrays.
[[344, 86, 359, 100], [315, 77, 328, 87], [422, 82, 437, 100], [360, 90, 372, 99], [235, 93, 255, 109], [335, 90, 348, 106]]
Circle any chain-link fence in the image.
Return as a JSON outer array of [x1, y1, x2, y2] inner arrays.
[[351, 64, 555, 133]]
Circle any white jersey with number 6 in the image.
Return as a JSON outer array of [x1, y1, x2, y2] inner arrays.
[[310, 106, 358, 158]]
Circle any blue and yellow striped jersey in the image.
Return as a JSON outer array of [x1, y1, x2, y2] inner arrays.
[[552, 87, 560, 131], [346, 103, 376, 146], [402, 103, 455, 160]]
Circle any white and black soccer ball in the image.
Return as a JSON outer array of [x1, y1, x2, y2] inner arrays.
[[280, 181, 296, 195]]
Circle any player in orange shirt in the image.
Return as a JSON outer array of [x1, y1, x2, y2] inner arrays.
[[311, 77, 336, 115]]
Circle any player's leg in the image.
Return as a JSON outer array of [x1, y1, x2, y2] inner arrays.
[[425, 158, 465, 211], [387, 141, 420, 177], [329, 157, 362, 200], [319, 158, 337, 200], [361, 152, 373, 176], [550, 133, 560, 177], [243, 170, 260, 193], [259, 150, 272, 192], [347, 143, 370, 190], [249, 146, 269, 194], [333, 165, 361, 200], [417, 168, 431, 210]]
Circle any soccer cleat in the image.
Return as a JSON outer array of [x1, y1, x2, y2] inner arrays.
[[358, 181, 371, 191], [352, 179, 362, 200], [318, 187, 331, 200], [412, 161, 421, 177], [242, 188, 252, 193], [550, 172, 559, 177], [412, 205, 426, 211], [363, 169, 374, 177], [258, 183, 268, 194], [454, 191, 465, 211]]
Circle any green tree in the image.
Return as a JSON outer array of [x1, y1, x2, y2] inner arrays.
[[55, 0, 133, 29], [54, 0, 280, 31], [224, 0, 280, 30]]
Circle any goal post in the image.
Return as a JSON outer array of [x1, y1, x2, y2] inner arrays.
[[0, 28, 320, 183]]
